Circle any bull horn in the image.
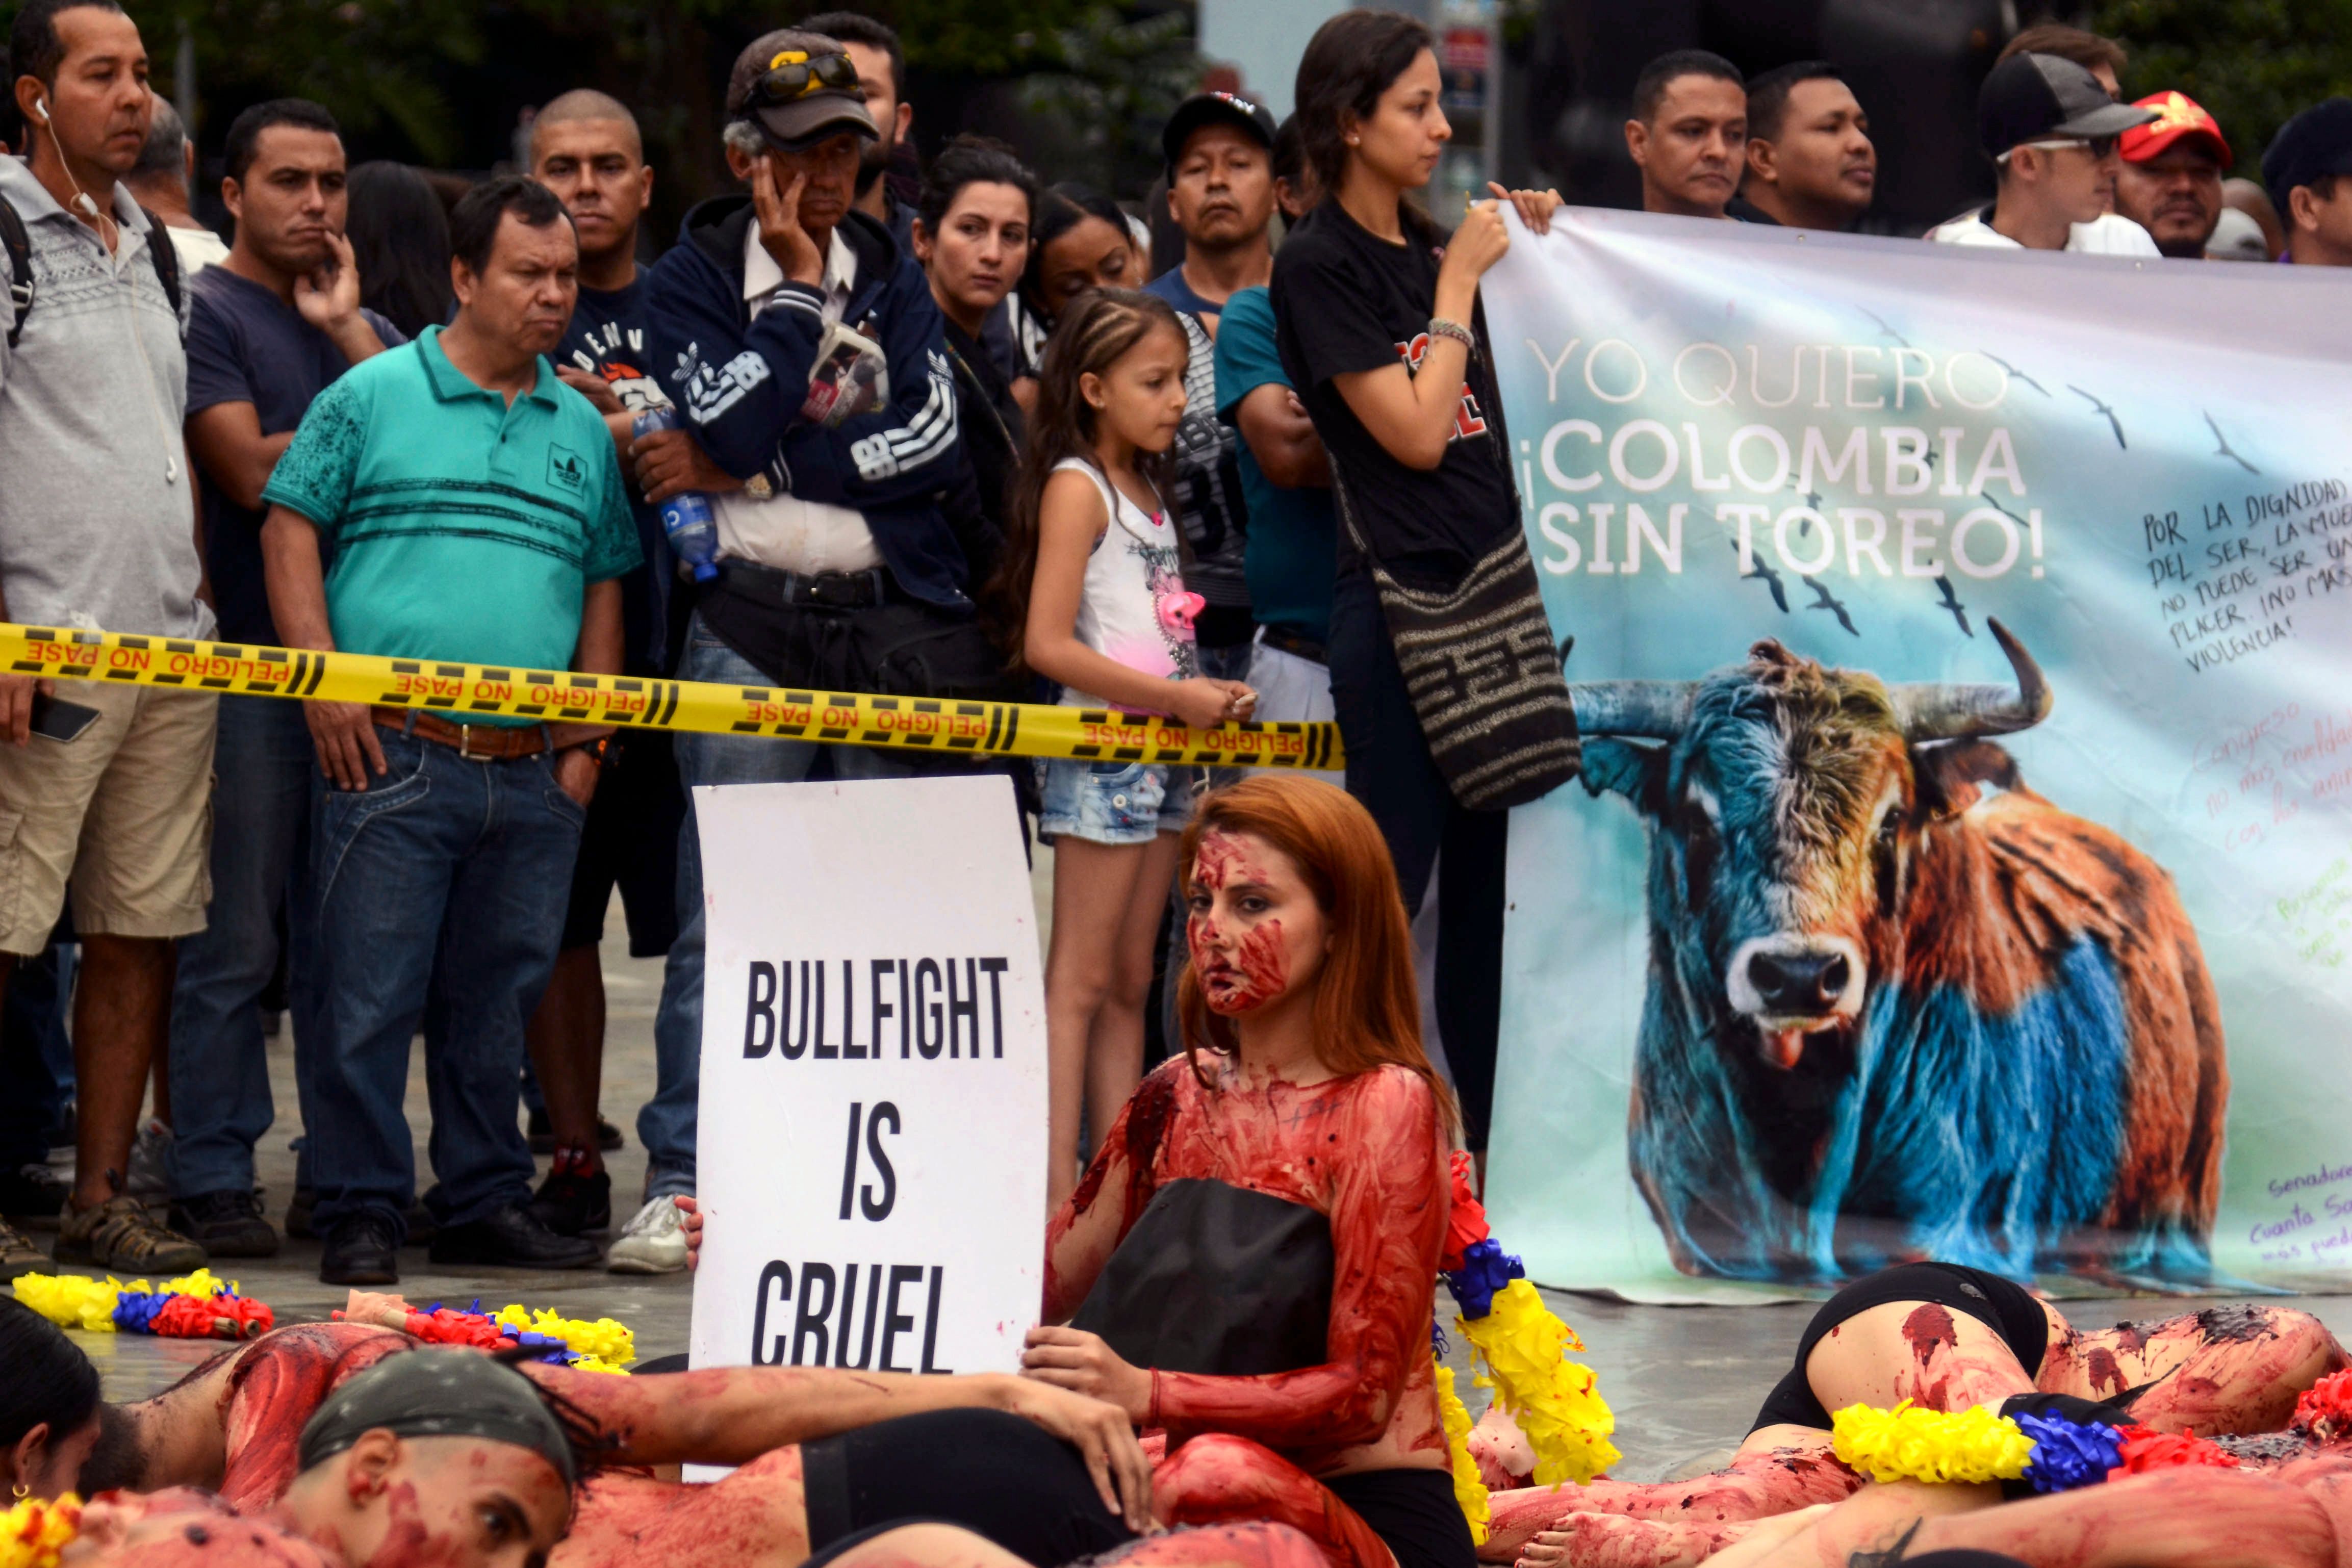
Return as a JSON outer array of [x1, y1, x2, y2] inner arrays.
[[1565, 681, 1699, 739], [1888, 617, 2053, 741]]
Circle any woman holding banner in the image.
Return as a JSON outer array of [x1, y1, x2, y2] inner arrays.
[[1267, 10, 1567, 1171]]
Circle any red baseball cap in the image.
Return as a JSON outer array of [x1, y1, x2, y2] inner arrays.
[[2119, 91, 2232, 168]]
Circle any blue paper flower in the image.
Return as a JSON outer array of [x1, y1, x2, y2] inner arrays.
[[111, 1289, 170, 1333], [1440, 1236, 1525, 1321], [1431, 1318, 1449, 1358], [2016, 1412, 2125, 1493]]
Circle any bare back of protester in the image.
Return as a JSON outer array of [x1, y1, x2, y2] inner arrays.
[[1266, 8, 1558, 1174], [1470, 1262, 2346, 1567]]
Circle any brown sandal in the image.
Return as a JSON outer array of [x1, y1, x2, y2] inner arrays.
[[0, 1217, 46, 1279], [55, 1193, 206, 1273]]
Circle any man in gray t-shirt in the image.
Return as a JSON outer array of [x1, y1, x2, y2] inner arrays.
[[0, 0, 217, 1276]]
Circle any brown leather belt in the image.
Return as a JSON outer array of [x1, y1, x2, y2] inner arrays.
[[372, 707, 553, 760]]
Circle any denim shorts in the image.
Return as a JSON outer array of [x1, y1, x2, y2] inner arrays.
[[1035, 758, 1194, 846]]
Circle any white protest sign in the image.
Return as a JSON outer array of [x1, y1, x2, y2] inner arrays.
[[688, 775, 1047, 1375]]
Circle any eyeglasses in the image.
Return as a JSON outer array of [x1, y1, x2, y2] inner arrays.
[[744, 50, 860, 109], [1998, 135, 2119, 162]]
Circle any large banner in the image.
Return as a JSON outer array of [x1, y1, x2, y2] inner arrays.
[[1481, 209, 2352, 1299]]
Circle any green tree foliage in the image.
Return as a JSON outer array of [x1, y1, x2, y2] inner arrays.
[[2097, 0, 2352, 165], [1020, 5, 1201, 195]]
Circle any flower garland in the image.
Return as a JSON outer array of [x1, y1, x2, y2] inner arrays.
[[335, 1292, 635, 1374], [1429, 1152, 1621, 1543], [13, 1275, 635, 1374], [2292, 1367, 2352, 1442], [0, 1494, 80, 1568], [1830, 1401, 2238, 1492], [14, 1271, 273, 1341]]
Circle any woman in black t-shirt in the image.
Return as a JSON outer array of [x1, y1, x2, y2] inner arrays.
[[1268, 9, 1558, 1162]]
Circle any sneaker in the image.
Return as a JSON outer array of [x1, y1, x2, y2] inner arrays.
[[169, 1189, 280, 1258], [606, 1195, 688, 1275], [124, 1119, 173, 1208], [0, 1163, 68, 1226], [427, 1203, 599, 1270], [320, 1212, 400, 1286], [526, 1109, 625, 1155], [529, 1164, 610, 1237], [56, 1193, 207, 1273], [0, 1218, 45, 1279]]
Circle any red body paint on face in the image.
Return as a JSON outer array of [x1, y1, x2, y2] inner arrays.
[[1902, 1304, 1958, 1364], [1202, 920, 1288, 1013]]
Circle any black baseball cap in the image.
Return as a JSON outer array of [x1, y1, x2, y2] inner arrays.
[[1161, 92, 1278, 173], [1977, 53, 2156, 159], [726, 30, 878, 152], [2263, 98, 2352, 207]]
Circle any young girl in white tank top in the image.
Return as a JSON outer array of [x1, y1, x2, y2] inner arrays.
[[999, 289, 1258, 1209]]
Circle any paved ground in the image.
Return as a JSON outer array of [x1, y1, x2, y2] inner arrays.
[[50, 847, 2352, 1482]]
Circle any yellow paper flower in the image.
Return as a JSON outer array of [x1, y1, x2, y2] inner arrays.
[[1435, 1358, 1490, 1544], [1830, 1401, 2034, 1485], [0, 1494, 82, 1568], [564, 1353, 633, 1376], [1459, 1279, 1621, 1485], [14, 1274, 122, 1333], [494, 1304, 637, 1367]]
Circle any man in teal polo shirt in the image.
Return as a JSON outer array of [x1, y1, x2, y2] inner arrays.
[[260, 175, 639, 1286]]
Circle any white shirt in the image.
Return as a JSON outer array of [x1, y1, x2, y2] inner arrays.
[[1928, 209, 2161, 256], [712, 225, 883, 576], [165, 224, 229, 275]]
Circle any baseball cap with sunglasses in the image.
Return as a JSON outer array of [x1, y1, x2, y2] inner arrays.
[[1998, 134, 2121, 164], [725, 30, 879, 152], [1978, 52, 2155, 161]]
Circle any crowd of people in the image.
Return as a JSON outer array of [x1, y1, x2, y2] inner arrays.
[[0, 0, 2346, 1307], [7, 6, 2352, 1567]]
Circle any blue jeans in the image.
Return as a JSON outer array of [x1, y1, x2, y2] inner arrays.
[[167, 695, 316, 1198], [305, 726, 584, 1237], [640, 615, 924, 1199]]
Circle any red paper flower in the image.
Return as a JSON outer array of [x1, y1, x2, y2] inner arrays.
[[2109, 1427, 2239, 1475], [2294, 1368, 2352, 1440], [1439, 1149, 1490, 1273]]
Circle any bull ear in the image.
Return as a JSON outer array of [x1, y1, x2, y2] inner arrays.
[[1581, 738, 1667, 811], [1914, 738, 2022, 819]]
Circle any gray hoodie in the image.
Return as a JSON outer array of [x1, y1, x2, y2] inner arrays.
[[0, 157, 209, 638]]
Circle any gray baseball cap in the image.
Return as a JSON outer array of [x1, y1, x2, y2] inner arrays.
[[1979, 53, 2157, 159], [726, 30, 878, 152], [297, 1349, 578, 1487]]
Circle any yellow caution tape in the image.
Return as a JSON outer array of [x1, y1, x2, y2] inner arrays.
[[0, 624, 1344, 771]]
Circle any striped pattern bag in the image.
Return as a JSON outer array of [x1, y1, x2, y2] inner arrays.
[[1334, 470, 1579, 810]]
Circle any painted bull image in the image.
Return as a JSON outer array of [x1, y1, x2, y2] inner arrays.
[[1571, 622, 2227, 1284]]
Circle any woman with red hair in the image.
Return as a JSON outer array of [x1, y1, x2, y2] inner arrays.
[[1023, 775, 1466, 1568]]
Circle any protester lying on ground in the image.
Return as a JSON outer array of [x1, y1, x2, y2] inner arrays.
[[1465, 1261, 2346, 1567], [1023, 777, 1474, 1568]]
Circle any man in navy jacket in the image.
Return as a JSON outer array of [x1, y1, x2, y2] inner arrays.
[[618, 27, 970, 1272]]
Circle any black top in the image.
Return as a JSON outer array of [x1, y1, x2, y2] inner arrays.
[[1070, 1177, 1334, 1376], [182, 266, 405, 645], [558, 273, 676, 675], [1725, 195, 1782, 225], [1270, 199, 1516, 588], [940, 315, 1024, 590]]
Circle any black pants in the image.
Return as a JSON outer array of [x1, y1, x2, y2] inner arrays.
[[1327, 562, 1507, 1150]]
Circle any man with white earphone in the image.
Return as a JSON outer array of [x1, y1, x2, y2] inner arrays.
[[0, 0, 219, 1276]]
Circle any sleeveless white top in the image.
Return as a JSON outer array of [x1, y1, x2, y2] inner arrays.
[[1052, 457, 1199, 707]]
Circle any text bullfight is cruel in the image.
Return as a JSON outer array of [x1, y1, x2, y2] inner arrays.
[[1518, 337, 2049, 586], [740, 956, 1014, 1060]]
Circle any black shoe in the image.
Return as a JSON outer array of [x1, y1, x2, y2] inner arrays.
[[529, 1168, 610, 1236], [170, 1189, 281, 1258], [404, 1193, 438, 1246], [427, 1203, 599, 1270], [320, 1213, 401, 1286], [285, 1186, 317, 1240], [526, 1110, 624, 1155], [0, 1162, 67, 1224]]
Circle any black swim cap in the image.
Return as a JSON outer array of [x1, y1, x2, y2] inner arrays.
[[297, 1348, 577, 1487]]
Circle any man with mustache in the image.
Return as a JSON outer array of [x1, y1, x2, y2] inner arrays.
[[2113, 91, 2231, 260], [1146, 91, 1280, 681], [1729, 61, 1875, 231], [801, 11, 916, 252], [259, 175, 638, 1286], [171, 96, 399, 1264]]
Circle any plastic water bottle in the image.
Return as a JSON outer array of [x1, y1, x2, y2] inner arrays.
[[633, 407, 720, 584]]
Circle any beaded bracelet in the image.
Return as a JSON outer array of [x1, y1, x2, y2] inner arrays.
[[1427, 316, 1477, 356]]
